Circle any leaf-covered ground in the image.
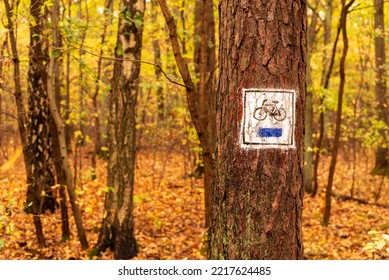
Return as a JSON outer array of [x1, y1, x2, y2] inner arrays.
[[0, 150, 388, 259]]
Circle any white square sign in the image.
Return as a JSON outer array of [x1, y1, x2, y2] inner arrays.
[[240, 88, 296, 149]]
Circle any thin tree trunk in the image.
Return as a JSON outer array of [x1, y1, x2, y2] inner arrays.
[[50, 0, 70, 240], [47, 0, 89, 249], [157, 0, 216, 236], [312, 0, 339, 197], [91, 0, 113, 180], [179, 1, 187, 55], [157, 0, 213, 192], [0, 40, 5, 153], [151, 0, 164, 121], [65, 0, 72, 151], [304, 2, 319, 194], [94, 0, 145, 260], [323, 0, 355, 226], [3, 0, 28, 158], [194, 0, 216, 228], [372, 0, 389, 175], [74, 0, 89, 188], [77, 0, 87, 146]]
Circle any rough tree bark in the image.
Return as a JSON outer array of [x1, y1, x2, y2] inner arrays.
[[209, 0, 306, 259], [26, 0, 57, 247], [322, 0, 355, 227], [94, 0, 145, 260], [194, 0, 216, 228], [372, 0, 389, 175]]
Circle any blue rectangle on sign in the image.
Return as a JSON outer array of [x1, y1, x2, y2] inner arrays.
[[258, 128, 282, 138]]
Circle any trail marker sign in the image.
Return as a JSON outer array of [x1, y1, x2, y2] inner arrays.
[[240, 88, 296, 149]]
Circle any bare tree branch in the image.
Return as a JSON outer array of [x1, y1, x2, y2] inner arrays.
[[156, 0, 213, 172], [62, 38, 187, 88]]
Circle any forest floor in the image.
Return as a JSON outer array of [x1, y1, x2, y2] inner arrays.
[[0, 149, 388, 260]]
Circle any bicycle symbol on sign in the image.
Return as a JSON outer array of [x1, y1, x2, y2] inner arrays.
[[253, 99, 287, 121]]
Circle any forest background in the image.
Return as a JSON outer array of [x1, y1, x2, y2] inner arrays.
[[0, 0, 389, 260]]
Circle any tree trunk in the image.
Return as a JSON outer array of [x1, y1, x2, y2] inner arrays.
[[26, 0, 57, 247], [372, 0, 389, 175], [0, 40, 5, 154], [304, 2, 319, 194], [47, 0, 89, 249], [94, 0, 145, 260], [65, 0, 72, 151], [178, 1, 187, 55], [209, 0, 306, 259], [194, 0, 216, 228], [157, 0, 213, 193], [312, 0, 336, 197], [3, 0, 28, 161], [151, 0, 164, 121], [77, 0, 87, 146], [49, 0, 70, 241], [91, 0, 113, 180], [74, 0, 89, 188], [322, 0, 355, 226]]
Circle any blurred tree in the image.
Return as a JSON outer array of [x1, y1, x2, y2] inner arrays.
[[90, 0, 114, 180], [323, 0, 355, 226], [372, 0, 389, 175], [0, 40, 5, 155], [151, 0, 164, 121], [305, 0, 320, 194], [3, 0, 27, 161], [194, 0, 216, 228], [312, 0, 334, 197]]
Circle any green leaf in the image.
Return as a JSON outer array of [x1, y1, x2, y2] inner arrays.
[[120, 5, 128, 13], [79, 59, 86, 68], [133, 14, 144, 27], [0, 239, 4, 250], [116, 44, 123, 56], [6, 222, 14, 235], [52, 49, 61, 58], [125, 11, 132, 20], [1, 178, 8, 183]]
